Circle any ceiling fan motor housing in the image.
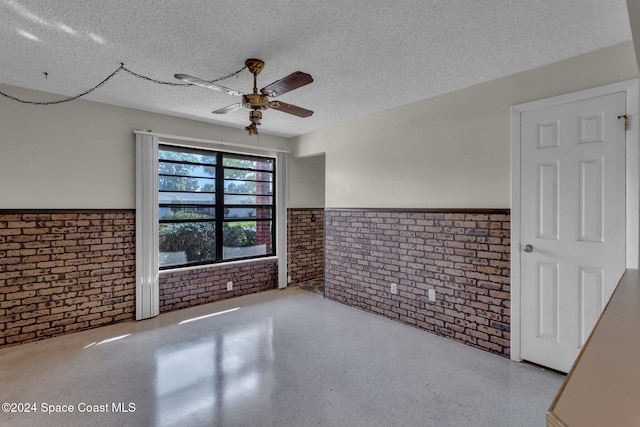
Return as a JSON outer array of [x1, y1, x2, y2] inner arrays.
[[243, 93, 269, 110]]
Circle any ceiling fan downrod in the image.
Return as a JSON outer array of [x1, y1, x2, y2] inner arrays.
[[244, 59, 265, 135], [245, 59, 264, 94]]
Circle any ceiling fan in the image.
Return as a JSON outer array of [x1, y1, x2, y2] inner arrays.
[[175, 59, 314, 135]]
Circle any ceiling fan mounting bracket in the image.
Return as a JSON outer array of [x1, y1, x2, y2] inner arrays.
[[245, 59, 265, 76]]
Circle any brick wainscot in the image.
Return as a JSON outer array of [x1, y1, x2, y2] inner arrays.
[[287, 209, 324, 284], [159, 259, 278, 313], [1, 207, 324, 348], [325, 209, 511, 357], [0, 210, 136, 347]]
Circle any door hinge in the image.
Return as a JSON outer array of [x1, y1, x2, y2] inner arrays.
[[618, 114, 628, 131]]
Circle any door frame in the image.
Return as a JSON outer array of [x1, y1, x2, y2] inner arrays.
[[510, 79, 639, 363]]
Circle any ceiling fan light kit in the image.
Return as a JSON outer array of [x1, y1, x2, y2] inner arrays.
[[175, 58, 314, 135]]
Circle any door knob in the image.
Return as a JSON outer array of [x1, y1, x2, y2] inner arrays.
[[523, 244, 533, 253]]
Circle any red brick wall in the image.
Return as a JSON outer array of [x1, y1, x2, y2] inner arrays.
[[0, 209, 282, 348], [255, 171, 272, 252], [287, 209, 324, 284], [325, 209, 511, 357], [0, 210, 136, 348], [159, 258, 278, 313]]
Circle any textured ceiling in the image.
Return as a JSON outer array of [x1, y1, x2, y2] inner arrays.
[[0, 0, 633, 137]]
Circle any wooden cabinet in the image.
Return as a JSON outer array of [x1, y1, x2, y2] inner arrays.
[[547, 269, 640, 426]]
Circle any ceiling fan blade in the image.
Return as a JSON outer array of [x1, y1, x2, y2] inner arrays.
[[260, 71, 313, 97], [269, 101, 314, 118], [174, 73, 244, 97], [212, 103, 244, 114]]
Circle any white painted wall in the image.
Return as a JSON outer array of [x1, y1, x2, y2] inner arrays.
[[0, 85, 293, 209], [294, 42, 639, 209], [288, 154, 325, 208], [2, 42, 637, 211], [628, 0, 640, 72]]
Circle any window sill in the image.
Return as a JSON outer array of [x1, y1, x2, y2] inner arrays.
[[158, 256, 278, 275]]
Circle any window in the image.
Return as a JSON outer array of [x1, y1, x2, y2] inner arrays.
[[158, 145, 275, 269]]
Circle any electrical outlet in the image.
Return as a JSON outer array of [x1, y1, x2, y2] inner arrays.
[[428, 289, 436, 301], [288, 276, 292, 283], [390, 283, 398, 295], [227, 281, 233, 291]]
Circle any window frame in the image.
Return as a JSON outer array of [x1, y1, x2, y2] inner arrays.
[[158, 144, 277, 270]]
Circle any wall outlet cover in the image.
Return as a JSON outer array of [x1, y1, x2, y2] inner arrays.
[[227, 281, 233, 291]]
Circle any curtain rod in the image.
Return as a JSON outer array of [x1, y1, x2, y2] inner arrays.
[[133, 130, 290, 154]]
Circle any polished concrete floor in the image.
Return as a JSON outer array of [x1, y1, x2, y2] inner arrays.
[[0, 285, 564, 427]]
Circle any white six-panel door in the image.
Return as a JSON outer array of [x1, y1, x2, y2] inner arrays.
[[519, 92, 626, 373]]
